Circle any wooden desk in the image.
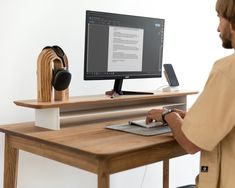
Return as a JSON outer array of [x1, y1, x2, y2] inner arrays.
[[0, 91, 198, 188]]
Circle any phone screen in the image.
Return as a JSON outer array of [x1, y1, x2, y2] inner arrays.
[[163, 64, 179, 86]]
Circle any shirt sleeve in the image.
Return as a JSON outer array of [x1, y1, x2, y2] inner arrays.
[[181, 68, 235, 151]]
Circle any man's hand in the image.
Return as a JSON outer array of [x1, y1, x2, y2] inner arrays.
[[145, 108, 186, 124], [145, 109, 164, 124], [172, 108, 186, 118]]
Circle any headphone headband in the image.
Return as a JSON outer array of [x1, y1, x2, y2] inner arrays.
[[43, 45, 66, 67], [41, 45, 71, 91]]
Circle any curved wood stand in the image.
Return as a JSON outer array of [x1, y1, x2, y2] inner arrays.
[[37, 48, 69, 102]]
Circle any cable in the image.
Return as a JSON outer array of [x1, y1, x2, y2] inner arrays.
[[140, 165, 148, 188]]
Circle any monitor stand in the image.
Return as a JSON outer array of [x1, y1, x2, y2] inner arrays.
[[105, 79, 154, 96]]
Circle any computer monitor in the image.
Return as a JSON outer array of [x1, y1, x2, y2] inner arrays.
[[84, 10, 165, 95]]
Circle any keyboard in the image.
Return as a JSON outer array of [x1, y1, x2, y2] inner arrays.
[[107, 119, 171, 136], [129, 119, 164, 128]]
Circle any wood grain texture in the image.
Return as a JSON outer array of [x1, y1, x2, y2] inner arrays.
[[1, 123, 185, 188], [4, 135, 19, 188], [98, 158, 110, 188], [163, 159, 169, 188], [0, 92, 198, 188], [0, 121, 178, 156], [37, 48, 69, 102], [14, 91, 198, 109]]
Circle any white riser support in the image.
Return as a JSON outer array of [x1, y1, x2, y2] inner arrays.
[[35, 108, 60, 130]]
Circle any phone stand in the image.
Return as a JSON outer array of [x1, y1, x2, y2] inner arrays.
[[162, 86, 180, 92]]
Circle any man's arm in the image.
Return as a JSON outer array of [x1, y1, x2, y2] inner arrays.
[[165, 112, 201, 154]]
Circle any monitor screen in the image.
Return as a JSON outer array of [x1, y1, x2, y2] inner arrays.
[[84, 10, 165, 95]]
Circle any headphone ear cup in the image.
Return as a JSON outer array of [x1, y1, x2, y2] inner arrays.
[[52, 69, 72, 91]]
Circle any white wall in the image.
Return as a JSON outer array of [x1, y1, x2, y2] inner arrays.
[[0, 0, 233, 187]]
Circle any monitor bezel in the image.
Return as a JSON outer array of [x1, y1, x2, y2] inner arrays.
[[84, 10, 164, 81]]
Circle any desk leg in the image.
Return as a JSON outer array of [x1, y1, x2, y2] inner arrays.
[[98, 159, 110, 188], [4, 135, 19, 188], [163, 159, 169, 188]]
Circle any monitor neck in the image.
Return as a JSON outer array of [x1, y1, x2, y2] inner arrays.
[[105, 79, 154, 96], [111, 79, 153, 96], [113, 79, 123, 95]]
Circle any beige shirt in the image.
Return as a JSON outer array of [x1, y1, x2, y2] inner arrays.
[[182, 53, 235, 188]]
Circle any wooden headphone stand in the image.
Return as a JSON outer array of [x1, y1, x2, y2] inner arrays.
[[37, 48, 69, 102]]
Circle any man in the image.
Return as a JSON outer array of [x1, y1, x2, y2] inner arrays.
[[146, 0, 235, 187]]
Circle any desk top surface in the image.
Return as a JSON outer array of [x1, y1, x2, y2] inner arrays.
[[0, 118, 178, 157], [14, 90, 198, 109], [1, 91, 195, 157]]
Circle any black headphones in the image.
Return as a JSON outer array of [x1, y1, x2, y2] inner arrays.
[[43, 45, 72, 91]]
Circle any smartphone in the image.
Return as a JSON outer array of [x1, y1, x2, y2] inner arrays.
[[163, 64, 179, 86]]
